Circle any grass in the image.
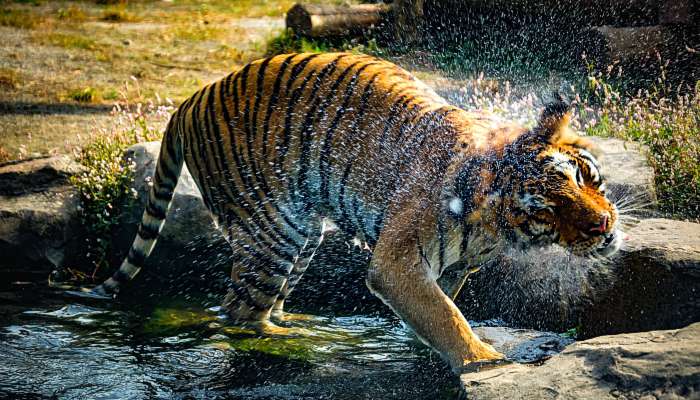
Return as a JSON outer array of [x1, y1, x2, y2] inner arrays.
[[266, 28, 385, 57], [0, 8, 42, 29], [66, 87, 98, 103], [580, 65, 700, 219], [169, 23, 225, 42], [34, 31, 98, 50], [57, 5, 88, 22], [0, 67, 20, 89], [100, 5, 139, 22]]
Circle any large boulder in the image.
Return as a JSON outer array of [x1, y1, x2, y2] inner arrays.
[[0, 156, 85, 285], [457, 218, 700, 335], [460, 322, 700, 399], [580, 218, 700, 337], [588, 136, 656, 215]]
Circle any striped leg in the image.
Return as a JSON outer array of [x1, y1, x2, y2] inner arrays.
[[271, 217, 338, 321], [270, 254, 315, 321], [221, 225, 316, 335]]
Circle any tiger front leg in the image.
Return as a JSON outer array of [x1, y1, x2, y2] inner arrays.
[[367, 236, 504, 372]]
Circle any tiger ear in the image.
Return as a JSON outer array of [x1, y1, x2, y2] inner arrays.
[[534, 98, 597, 153], [535, 98, 573, 145]]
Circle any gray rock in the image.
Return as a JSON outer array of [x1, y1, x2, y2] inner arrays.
[[580, 218, 700, 337], [588, 136, 657, 216], [116, 142, 225, 251], [0, 156, 85, 282], [473, 325, 573, 364], [460, 322, 700, 399], [456, 218, 700, 335]]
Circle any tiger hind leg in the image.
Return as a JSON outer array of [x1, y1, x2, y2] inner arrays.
[[270, 257, 318, 322], [271, 217, 338, 322], [222, 241, 315, 336]]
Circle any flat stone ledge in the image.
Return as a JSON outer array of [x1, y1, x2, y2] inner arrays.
[[461, 322, 700, 400]]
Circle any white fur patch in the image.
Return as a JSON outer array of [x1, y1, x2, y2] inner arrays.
[[549, 151, 577, 178], [448, 197, 463, 214], [320, 217, 339, 234]]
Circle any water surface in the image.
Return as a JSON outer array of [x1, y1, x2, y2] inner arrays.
[[0, 284, 459, 399]]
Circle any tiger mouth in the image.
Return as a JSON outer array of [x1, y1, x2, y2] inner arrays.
[[572, 229, 623, 258]]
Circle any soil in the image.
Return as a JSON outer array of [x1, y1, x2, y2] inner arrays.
[[0, 0, 298, 161]]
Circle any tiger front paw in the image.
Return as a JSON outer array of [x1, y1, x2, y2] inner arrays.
[[469, 340, 505, 362], [454, 342, 509, 374]]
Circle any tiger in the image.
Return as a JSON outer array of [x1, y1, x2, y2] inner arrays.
[[89, 52, 623, 372]]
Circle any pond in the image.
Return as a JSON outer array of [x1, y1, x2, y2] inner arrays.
[[0, 283, 462, 399]]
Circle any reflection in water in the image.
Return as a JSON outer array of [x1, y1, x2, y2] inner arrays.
[[0, 287, 458, 399]]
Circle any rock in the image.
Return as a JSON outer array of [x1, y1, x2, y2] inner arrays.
[[0, 156, 83, 196], [454, 246, 604, 332], [580, 218, 700, 337], [456, 218, 700, 336], [0, 156, 85, 284], [116, 142, 225, 253], [472, 325, 573, 364], [460, 322, 700, 399], [588, 136, 657, 216]]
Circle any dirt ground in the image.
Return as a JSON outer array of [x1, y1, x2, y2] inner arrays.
[[0, 0, 342, 161]]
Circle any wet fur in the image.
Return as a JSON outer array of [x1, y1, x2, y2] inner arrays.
[[98, 53, 621, 372]]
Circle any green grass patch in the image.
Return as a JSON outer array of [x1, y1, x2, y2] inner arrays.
[[36, 32, 98, 50], [66, 87, 98, 103], [266, 28, 384, 57], [101, 6, 139, 22], [0, 8, 41, 29], [57, 5, 88, 22], [169, 22, 224, 42]]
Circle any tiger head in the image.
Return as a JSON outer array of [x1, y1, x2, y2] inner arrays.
[[502, 101, 623, 257], [451, 100, 623, 259]]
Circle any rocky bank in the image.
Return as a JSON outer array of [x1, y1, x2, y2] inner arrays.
[[1, 136, 699, 398]]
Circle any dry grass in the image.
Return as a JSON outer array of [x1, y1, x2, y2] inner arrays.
[[0, 67, 20, 89], [0, 0, 303, 160], [100, 5, 139, 22]]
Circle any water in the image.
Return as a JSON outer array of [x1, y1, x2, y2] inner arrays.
[[0, 284, 460, 399]]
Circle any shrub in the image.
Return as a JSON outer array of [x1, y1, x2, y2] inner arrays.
[[67, 87, 98, 103], [265, 28, 383, 57], [71, 99, 174, 278]]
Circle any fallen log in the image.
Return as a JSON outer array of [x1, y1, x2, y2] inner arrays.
[[285, 3, 391, 38]]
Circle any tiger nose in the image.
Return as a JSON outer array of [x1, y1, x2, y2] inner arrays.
[[588, 212, 610, 235]]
